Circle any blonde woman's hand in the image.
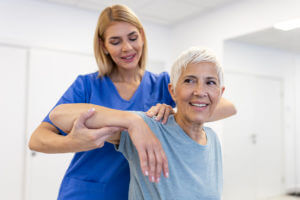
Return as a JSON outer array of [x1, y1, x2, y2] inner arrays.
[[66, 109, 122, 152], [146, 103, 174, 124]]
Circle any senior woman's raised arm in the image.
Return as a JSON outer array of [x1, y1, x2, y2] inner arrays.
[[50, 104, 168, 183]]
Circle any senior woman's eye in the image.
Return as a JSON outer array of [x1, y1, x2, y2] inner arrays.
[[207, 80, 217, 85], [184, 78, 195, 84]]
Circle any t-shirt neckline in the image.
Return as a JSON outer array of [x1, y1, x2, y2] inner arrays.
[[168, 115, 210, 149]]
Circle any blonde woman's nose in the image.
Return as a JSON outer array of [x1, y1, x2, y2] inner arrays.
[[122, 41, 133, 51]]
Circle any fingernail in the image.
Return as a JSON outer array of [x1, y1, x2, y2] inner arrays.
[[89, 108, 95, 112], [166, 172, 169, 178], [151, 176, 155, 182], [145, 171, 149, 176], [156, 178, 160, 182]]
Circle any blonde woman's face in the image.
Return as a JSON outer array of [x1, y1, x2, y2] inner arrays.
[[103, 21, 144, 71]]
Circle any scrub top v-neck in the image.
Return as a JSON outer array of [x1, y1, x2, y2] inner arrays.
[[104, 71, 146, 103], [43, 70, 175, 200]]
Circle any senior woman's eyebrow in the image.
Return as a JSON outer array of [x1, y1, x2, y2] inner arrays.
[[183, 75, 197, 79], [207, 76, 218, 80]]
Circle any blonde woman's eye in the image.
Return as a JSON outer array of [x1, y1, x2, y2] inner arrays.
[[110, 39, 120, 45], [111, 42, 120, 45], [129, 36, 138, 41]]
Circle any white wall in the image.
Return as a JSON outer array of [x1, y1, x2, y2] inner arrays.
[[296, 55, 300, 189], [0, 0, 171, 72], [0, 45, 27, 200], [169, 0, 300, 63]]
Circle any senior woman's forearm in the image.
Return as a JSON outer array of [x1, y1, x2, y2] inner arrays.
[[50, 103, 136, 133]]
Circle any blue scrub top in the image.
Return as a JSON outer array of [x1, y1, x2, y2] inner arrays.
[[43, 71, 175, 200]]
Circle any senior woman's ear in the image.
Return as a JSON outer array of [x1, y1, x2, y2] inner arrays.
[[220, 86, 225, 97], [221, 86, 225, 93], [168, 83, 176, 102]]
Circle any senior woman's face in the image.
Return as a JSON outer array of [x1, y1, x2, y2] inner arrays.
[[169, 62, 224, 124]]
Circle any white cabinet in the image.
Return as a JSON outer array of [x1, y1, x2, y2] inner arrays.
[[0, 45, 27, 200]]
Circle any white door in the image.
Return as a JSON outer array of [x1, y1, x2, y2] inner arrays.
[[0, 45, 27, 200], [222, 72, 283, 200], [25, 48, 97, 200], [254, 76, 284, 198]]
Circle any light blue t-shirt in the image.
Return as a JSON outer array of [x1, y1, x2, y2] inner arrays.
[[117, 112, 223, 200]]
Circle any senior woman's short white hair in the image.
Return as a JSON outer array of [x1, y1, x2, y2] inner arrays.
[[170, 47, 224, 90]]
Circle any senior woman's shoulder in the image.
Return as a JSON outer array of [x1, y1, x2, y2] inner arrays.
[[203, 126, 222, 144], [129, 111, 162, 128], [203, 126, 217, 135]]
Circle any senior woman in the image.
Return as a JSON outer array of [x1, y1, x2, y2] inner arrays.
[[51, 47, 225, 200]]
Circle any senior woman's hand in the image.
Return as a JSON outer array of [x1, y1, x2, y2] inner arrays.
[[146, 103, 175, 124]]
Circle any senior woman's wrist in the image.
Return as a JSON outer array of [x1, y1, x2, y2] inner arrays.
[[123, 112, 144, 130]]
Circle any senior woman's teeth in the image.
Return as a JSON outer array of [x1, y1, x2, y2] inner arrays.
[[191, 103, 207, 107]]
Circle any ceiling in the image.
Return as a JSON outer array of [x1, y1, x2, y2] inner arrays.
[[229, 27, 300, 53], [43, 0, 241, 25], [40, 0, 300, 53]]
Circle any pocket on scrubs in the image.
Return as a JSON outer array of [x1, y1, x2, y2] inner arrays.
[[58, 176, 106, 200]]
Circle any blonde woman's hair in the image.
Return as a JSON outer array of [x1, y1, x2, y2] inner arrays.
[[94, 4, 148, 77], [170, 47, 224, 90]]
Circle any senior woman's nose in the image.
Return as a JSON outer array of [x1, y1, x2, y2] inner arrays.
[[193, 83, 208, 97]]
